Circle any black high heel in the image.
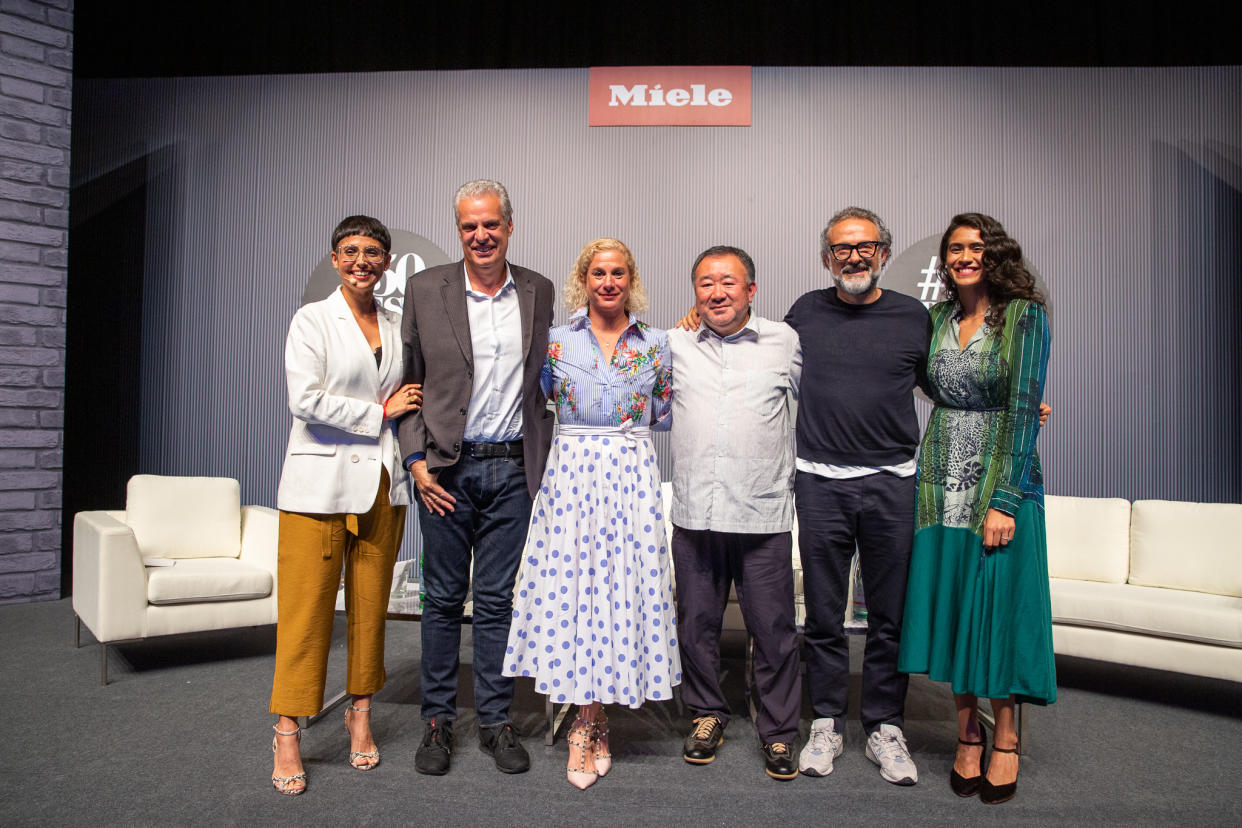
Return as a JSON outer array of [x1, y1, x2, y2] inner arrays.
[[980, 744, 1019, 804], [950, 725, 988, 797]]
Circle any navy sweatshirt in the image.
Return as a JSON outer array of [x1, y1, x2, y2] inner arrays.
[[784, 288, 932, 467]]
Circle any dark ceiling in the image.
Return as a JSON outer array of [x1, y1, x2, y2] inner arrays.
[[75, 1, 1240, 78]]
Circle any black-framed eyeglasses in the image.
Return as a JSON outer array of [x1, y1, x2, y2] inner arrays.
[[827, 241, 885, 261], [336, 244, 387, 263]]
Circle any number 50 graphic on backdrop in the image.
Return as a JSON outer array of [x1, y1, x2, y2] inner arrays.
[[300, 229, 453, 314]]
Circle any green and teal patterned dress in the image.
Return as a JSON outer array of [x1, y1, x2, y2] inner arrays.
[[897, 298, 1056, 705]]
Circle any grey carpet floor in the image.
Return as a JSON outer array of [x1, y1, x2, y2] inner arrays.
[[1, 598, 1239, 826]]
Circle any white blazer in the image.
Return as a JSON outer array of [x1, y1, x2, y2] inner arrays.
[[277, 287, 412, 513]]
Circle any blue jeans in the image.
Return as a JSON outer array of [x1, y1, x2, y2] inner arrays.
[[417, 453, 531, 726]]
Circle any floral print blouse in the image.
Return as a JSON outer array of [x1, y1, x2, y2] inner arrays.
[[542, 308, 673, 429]]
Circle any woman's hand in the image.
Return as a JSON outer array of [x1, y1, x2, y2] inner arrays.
[[384, 384, 422, 419], [1038, 402, 1051, 427], [675, 306, 700, 331], [982, 508, 1016, 550], [410, 459, 456, 515]]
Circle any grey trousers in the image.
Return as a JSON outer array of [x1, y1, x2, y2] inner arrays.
[[672, 526, 801, 745]]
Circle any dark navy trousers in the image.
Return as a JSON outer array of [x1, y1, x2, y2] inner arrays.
[[673, 526, 800, 745], [795, 470, 914, 735]]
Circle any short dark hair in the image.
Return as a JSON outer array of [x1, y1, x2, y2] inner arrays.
[[691, 245, 756, 285], [331, 215, 391, 253]]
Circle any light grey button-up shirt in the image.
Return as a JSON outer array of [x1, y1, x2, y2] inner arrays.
[[667, 314, 802, 534]]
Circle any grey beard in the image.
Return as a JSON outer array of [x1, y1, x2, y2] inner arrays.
[[832, 262, 884, 295]]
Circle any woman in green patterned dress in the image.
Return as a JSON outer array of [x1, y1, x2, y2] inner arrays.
[[897, 213, 1052, 805]]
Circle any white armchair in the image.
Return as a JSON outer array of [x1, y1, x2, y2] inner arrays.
[[73, 475, 280, 684]]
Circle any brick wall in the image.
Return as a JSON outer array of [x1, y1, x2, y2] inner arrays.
[[0, 0, 71, 603]]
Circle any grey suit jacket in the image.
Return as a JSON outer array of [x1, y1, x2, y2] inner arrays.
[[397, 260, 555, 498]]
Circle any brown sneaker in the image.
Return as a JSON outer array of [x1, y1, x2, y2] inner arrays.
[[763, 742, 798, 780], [683, 715, 725, 764]]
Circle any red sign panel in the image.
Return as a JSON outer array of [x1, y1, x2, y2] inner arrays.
[[589, 66, 752, 127]]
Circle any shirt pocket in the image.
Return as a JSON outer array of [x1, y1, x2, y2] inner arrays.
[[288, 422, 340, 456], [743, 369, 789, 418]]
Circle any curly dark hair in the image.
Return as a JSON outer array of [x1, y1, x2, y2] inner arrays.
[[937, 212, 1044, 335]]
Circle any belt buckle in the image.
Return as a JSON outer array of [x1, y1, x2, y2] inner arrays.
[[468, 440, 519, 459], [469, 442, 500, 459]]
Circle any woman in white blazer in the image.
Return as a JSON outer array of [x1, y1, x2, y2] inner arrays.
[[269, 216, 420, 796]]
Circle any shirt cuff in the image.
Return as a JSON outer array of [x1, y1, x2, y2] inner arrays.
[[988, 486, 1023, 517], [404, 452, 425, 469]]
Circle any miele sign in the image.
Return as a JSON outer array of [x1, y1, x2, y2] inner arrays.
[[589, 66, 751, 126]]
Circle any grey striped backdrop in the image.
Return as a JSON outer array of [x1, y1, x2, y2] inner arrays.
[[72, 67, 1242, 564]]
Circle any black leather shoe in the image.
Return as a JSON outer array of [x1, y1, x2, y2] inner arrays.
[[763, 742, 798, 780], [479, 722, 530, 774], [683, 715, 725, 764], [950, 726, 987, 797], [980, 745, 1019, 804], [415, 718, 453, 775]]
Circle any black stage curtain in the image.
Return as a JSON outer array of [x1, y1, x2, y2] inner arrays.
[[75, 1, 1239, 79]]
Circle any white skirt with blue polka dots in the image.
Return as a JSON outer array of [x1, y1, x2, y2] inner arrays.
[[502, 427, 682, 708]]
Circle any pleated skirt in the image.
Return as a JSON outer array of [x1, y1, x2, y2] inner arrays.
[[898, 499, 1057, 704]]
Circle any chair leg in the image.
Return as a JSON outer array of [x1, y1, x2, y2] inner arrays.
[[745, 632, 759, 724], [100, 642, 108, 686], [545, 696, 553, 745], [75, 614, 81, 649]]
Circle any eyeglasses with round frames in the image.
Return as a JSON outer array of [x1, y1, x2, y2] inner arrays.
[[336, 244, 387, 263], [828, 241, 885, 261]]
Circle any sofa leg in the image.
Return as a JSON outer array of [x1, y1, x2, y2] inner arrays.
[[100, 643, 108, 686]]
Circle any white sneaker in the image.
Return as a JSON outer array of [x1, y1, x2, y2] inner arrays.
[[865, 724, 918, 785], [798, 718, 844, 777]]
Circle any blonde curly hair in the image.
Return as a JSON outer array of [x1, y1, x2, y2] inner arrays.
[[563, 237, 649, 315]]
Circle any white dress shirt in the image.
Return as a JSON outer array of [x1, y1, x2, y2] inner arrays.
[[667, 314, 802, 534], [462, 265, 524, 442]]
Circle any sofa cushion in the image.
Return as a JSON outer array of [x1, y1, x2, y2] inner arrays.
[[1044, 495, 1130, 583], [1050, 578, 1242, 648], [126, 475, 242, 560], [1129, 500, 1242, 597], [146, 558, 273, 605]]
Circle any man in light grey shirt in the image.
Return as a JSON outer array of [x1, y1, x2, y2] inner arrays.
[[668, 245, 803, 781]]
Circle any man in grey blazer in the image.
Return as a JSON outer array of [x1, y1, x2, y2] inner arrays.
[[398, 179, 555, 775]]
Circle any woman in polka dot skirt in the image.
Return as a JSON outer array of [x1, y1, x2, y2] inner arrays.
[[502, 238, 681, 789]]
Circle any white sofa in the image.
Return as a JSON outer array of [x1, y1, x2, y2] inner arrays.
[[1045, 495, 1242, 683], [73, 475, 280, 684], [659, 485, 1242, 686]]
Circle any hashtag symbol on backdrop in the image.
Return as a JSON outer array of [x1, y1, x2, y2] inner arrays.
[[916, 257, 943, 308]]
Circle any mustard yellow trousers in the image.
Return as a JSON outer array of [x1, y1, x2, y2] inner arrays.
[[269, 470, 406, 715]]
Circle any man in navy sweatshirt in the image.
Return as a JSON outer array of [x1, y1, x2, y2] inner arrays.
[[784, 206, 929, 786]]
